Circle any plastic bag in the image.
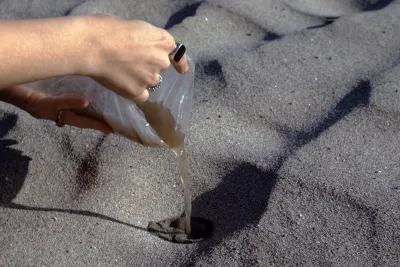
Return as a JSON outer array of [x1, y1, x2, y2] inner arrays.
[[26, 56, 195, 148]]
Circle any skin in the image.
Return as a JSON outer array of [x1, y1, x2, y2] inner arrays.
[[0, 14, 189, 133]]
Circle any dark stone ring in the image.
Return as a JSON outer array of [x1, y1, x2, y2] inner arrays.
[[171, 42, 186, 63]]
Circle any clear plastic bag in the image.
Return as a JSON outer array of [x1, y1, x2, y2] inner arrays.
[[25, 56, 195, 148]]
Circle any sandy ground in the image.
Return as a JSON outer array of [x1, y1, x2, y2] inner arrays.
[[1, 0, 400, 266]]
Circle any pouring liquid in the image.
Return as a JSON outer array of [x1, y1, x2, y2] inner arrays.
[[137, 101, 192, 235], [73, 97, 194, 235], [172, 145, 192, 234]]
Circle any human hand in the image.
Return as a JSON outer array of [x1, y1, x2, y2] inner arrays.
[[80, 15, 189, 103], [0, 85, 113, 134]]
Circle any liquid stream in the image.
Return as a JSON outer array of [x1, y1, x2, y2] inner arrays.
[[77, 101, 193, 235], [134, 101, 192, 235]]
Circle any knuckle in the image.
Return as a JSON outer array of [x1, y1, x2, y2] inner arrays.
[[134, 19, 151, 27], [147, 73, 160, 86], [160, 56, 170, 70], [161, 30, 175, 50]]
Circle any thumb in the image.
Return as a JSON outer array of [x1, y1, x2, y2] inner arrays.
[[51, 96, 89, 110]]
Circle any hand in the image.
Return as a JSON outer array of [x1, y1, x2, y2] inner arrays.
[[0, 85, 113, 134], [81, 15, 189, 103], [0, 15, 188, 104]]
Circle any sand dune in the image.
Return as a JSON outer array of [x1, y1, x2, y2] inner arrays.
[[1, 1, 400, 266]]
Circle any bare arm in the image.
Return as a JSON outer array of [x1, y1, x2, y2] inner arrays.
[[0, 15, 189, 133], [0, 15, 188, 102], [0, 16, 89, 89]]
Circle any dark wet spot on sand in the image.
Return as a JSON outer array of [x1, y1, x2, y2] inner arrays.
[[204, 60, 224, 77]]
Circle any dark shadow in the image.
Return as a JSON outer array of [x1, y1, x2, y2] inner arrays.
[[61, 134, 107, 195], [0, 112, 18, 138], [190, 163, 278, 227], [0, 115, 146, 234], [263, 32, 282, 41], [181, 163, 279, 265], [2, 202, 148, 233], [164, 2, 202, 30], [182, 79, 372, 265], [364, 0, 394, 11], [63, 0, 86, 16], [307, 17, 338, 30], [292, 80, 371, 148], [0, 114, 147, 238], [0, 113, 32, 204]]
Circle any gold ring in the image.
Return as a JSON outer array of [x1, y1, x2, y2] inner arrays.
[[56, 110, 65, 127]]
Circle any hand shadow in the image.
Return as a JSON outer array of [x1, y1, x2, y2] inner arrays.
[[0, 113, 31, 204], [0, 112, 147, 233]]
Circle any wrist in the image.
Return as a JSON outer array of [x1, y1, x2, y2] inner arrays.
[[74, 15, 118, 77], [59, 16, 99, 77]]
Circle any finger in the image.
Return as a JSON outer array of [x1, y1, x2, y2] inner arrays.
[[170, 54, 189, 74], [51, 96, 89, 110], [132, 89, 149, 103], [92, 76, 149, 104], [60, 110, 113, 134]]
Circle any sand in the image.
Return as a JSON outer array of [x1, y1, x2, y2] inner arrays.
[[1, 0, 400, 266]]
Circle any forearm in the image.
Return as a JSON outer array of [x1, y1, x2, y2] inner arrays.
[[0, 16, 91, 90]]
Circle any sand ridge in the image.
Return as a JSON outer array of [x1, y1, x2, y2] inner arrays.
[[1, 1, 400, 266]]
